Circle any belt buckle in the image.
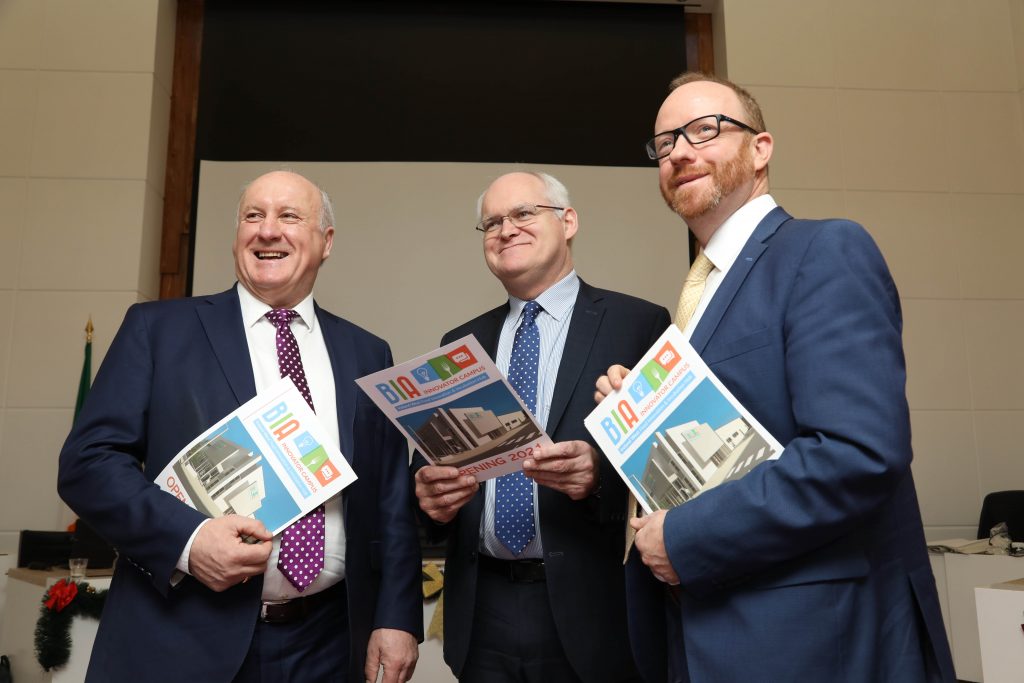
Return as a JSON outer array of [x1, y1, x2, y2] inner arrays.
[[260, 598, 291, 623], [511, 560, 544, 583]]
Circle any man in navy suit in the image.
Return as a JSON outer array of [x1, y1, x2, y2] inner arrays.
[[58, 170, 422, 683], [413, 172, 670, 682], [598, 74, 956, 682]]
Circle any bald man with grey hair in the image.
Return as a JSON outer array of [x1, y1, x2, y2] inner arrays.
[[412, 171, 670, 683], [60, 169, 422, 683]]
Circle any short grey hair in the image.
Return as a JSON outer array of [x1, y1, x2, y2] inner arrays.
[[316, 187, 335, 232], [237, 170, 335, 232], [475, 171, 572, 220]]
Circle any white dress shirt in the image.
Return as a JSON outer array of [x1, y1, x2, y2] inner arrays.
[[177, 284, 346, 600], [682, 194, 778, 338]]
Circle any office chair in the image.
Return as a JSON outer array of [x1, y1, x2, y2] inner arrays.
[[977, 490, 1024, 541]]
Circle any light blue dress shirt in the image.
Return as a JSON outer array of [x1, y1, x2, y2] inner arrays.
[[480, 271, 580, 559]]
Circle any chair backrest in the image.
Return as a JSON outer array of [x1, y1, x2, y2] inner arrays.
[[977, 490, 1024, 541], [70, 518, 117, 569], [16, 530, 72, 569]]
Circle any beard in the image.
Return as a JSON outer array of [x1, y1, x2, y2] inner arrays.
[[661, 143, 753, 220]]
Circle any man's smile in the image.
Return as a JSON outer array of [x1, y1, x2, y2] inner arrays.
[[255, 250, 288, 260]]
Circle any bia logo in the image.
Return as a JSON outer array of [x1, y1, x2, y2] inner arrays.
[[376, 345, 478, 404], [262, 401, 300, 441], [600, 341, 680, 445]]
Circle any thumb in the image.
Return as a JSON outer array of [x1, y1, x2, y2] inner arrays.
[[231, 515, 272, 541]]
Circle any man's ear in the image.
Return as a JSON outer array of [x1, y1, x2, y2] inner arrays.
[[752, 131, 773, 171], [321, 226, 335, 261], [561, 207, 579, 241]]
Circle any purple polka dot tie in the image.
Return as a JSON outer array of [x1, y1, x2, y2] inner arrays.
[[495, 301, 541, 555], [266, 308, 325, 591]]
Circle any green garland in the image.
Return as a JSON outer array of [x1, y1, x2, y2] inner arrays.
[[34, 580, 107, 671], [31, 566, 443, 670]]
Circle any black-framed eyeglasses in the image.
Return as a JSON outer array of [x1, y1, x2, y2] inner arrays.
[[475, 204, 565, 233], [645, 114, 761, 161]]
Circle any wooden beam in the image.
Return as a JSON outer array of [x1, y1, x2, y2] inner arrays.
[[159, 0, 203, 300], [685, 12, 715, 75]]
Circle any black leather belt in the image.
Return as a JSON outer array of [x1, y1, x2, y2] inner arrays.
[[478, 554, 546, 583], [259, 580, 343, 624]]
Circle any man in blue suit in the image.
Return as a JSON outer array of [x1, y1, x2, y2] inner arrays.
[[598, 74, 956, 682], [58, 171, 422, 682], [413, 172, 670, 682]]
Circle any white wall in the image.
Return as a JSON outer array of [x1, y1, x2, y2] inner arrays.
[[2, 0, 1023, 556], [719, 0, 1024, 540], [193, 161, 688, 365], [0, 0, 176, 545]]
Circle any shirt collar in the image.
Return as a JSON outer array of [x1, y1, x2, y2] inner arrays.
[[236, 283, 318, 333], [703, 194, 777, 273], [507, 270, 579, 323]]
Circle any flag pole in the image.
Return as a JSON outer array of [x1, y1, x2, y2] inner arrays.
[[74, 317, 93, 419]]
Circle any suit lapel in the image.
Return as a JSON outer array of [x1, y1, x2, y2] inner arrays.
[[468, 306, 507, 357], [196, 288, 257, 405], [690, 206, 791, 354], [315, 304, 356, 466], [547, 281, 603, 435]]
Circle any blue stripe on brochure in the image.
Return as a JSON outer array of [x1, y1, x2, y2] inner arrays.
[[252, 419, 311, 499], [394, 372, 491, 413]]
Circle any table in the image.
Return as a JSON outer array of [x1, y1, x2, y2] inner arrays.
[[929, 552, 1024, 682], [976, 578, 1024, 683], [0, 568, 112, 683], [0, 567, 454, 682]]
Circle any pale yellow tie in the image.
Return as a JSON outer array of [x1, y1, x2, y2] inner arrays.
[[673, 250, 715, 327], [625, 250, 715, 562]]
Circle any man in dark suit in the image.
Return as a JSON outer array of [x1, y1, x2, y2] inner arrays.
[[598, 73, 956, 682], [58, 170, 422, 683], [413, 171, 670, 683]]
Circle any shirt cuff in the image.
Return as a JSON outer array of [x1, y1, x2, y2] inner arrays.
[[173, 518, 210, 585]]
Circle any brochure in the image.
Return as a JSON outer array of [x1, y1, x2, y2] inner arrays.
[[156, 377, 357, 534], [355, 335, 553, 482], [585, 325, 783, 514]]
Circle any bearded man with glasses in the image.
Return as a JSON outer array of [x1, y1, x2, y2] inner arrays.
[[412, 171, 670, 683], [596, 73, 955, 683]]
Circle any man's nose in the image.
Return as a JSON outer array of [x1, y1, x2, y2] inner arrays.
[[257, 217, 282, 239], [666, 134, 698, 164], [497, 216, 519, 238]]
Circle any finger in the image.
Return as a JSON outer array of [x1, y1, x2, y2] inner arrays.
[[381, 662, 399, 683], [629, 516, 649, 530], [236, 545, 273, 569], [608, 364, 630, 390], [233, 516, 273, 541], [395, 661, 413, 683], [364, 651, 380, 683], [416, 466, 462, 484], [525, 456, 576, 475], [431, 475, 478, 494], [424, 487, 476, 511]]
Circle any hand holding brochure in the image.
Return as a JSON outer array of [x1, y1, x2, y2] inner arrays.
[[355, 335, 553, 482], [585, 325, 783, 514], [156, 377, 357, 535]]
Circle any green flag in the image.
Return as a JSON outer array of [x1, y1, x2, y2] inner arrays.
[[74, 318, 93, 419]]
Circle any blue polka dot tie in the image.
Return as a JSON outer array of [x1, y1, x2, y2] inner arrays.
[[495, 301, 541, 555], [265, 308, 325, 591]]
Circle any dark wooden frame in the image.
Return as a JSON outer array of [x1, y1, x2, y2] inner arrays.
[[159, 0, 203, 300], [157, 6, 715, 299]]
